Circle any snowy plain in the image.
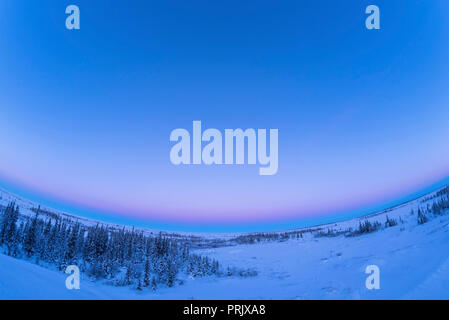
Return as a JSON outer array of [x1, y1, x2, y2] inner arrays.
[[1, 187, 449, 299]]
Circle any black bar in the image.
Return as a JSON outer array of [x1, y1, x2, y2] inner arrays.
[[1, 300, 448, 318]]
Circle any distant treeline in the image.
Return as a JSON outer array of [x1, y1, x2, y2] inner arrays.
[[232, 187, 449, 243], [318, 187, 449, 238]]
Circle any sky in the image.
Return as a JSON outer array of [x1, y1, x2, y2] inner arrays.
[[0, 0, 449, 232]]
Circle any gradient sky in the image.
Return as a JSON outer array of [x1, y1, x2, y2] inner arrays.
[[0, 1, 449, 232]]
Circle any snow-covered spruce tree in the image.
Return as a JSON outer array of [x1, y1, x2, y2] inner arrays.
[[143, 258, 150, 287], [417, 208, 428, 225], [0, 203, 16, 246], [137, 279, 142, 291], [23, 210, 39, 257], [385, 215, 398, 228], [151, 276, 157, 291], [0, 203, 19, 256]]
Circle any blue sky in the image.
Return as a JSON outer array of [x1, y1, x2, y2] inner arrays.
[[0, 1, 449, 232]]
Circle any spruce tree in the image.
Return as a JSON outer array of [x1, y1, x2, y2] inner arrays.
[[24, 211, 39, 257], [143, 258, 150, 287], [151, 277, 157, 291]]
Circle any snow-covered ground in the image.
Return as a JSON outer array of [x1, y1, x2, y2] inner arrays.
[[1, 187, 449, 299], [200, 216, 449, 299]]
